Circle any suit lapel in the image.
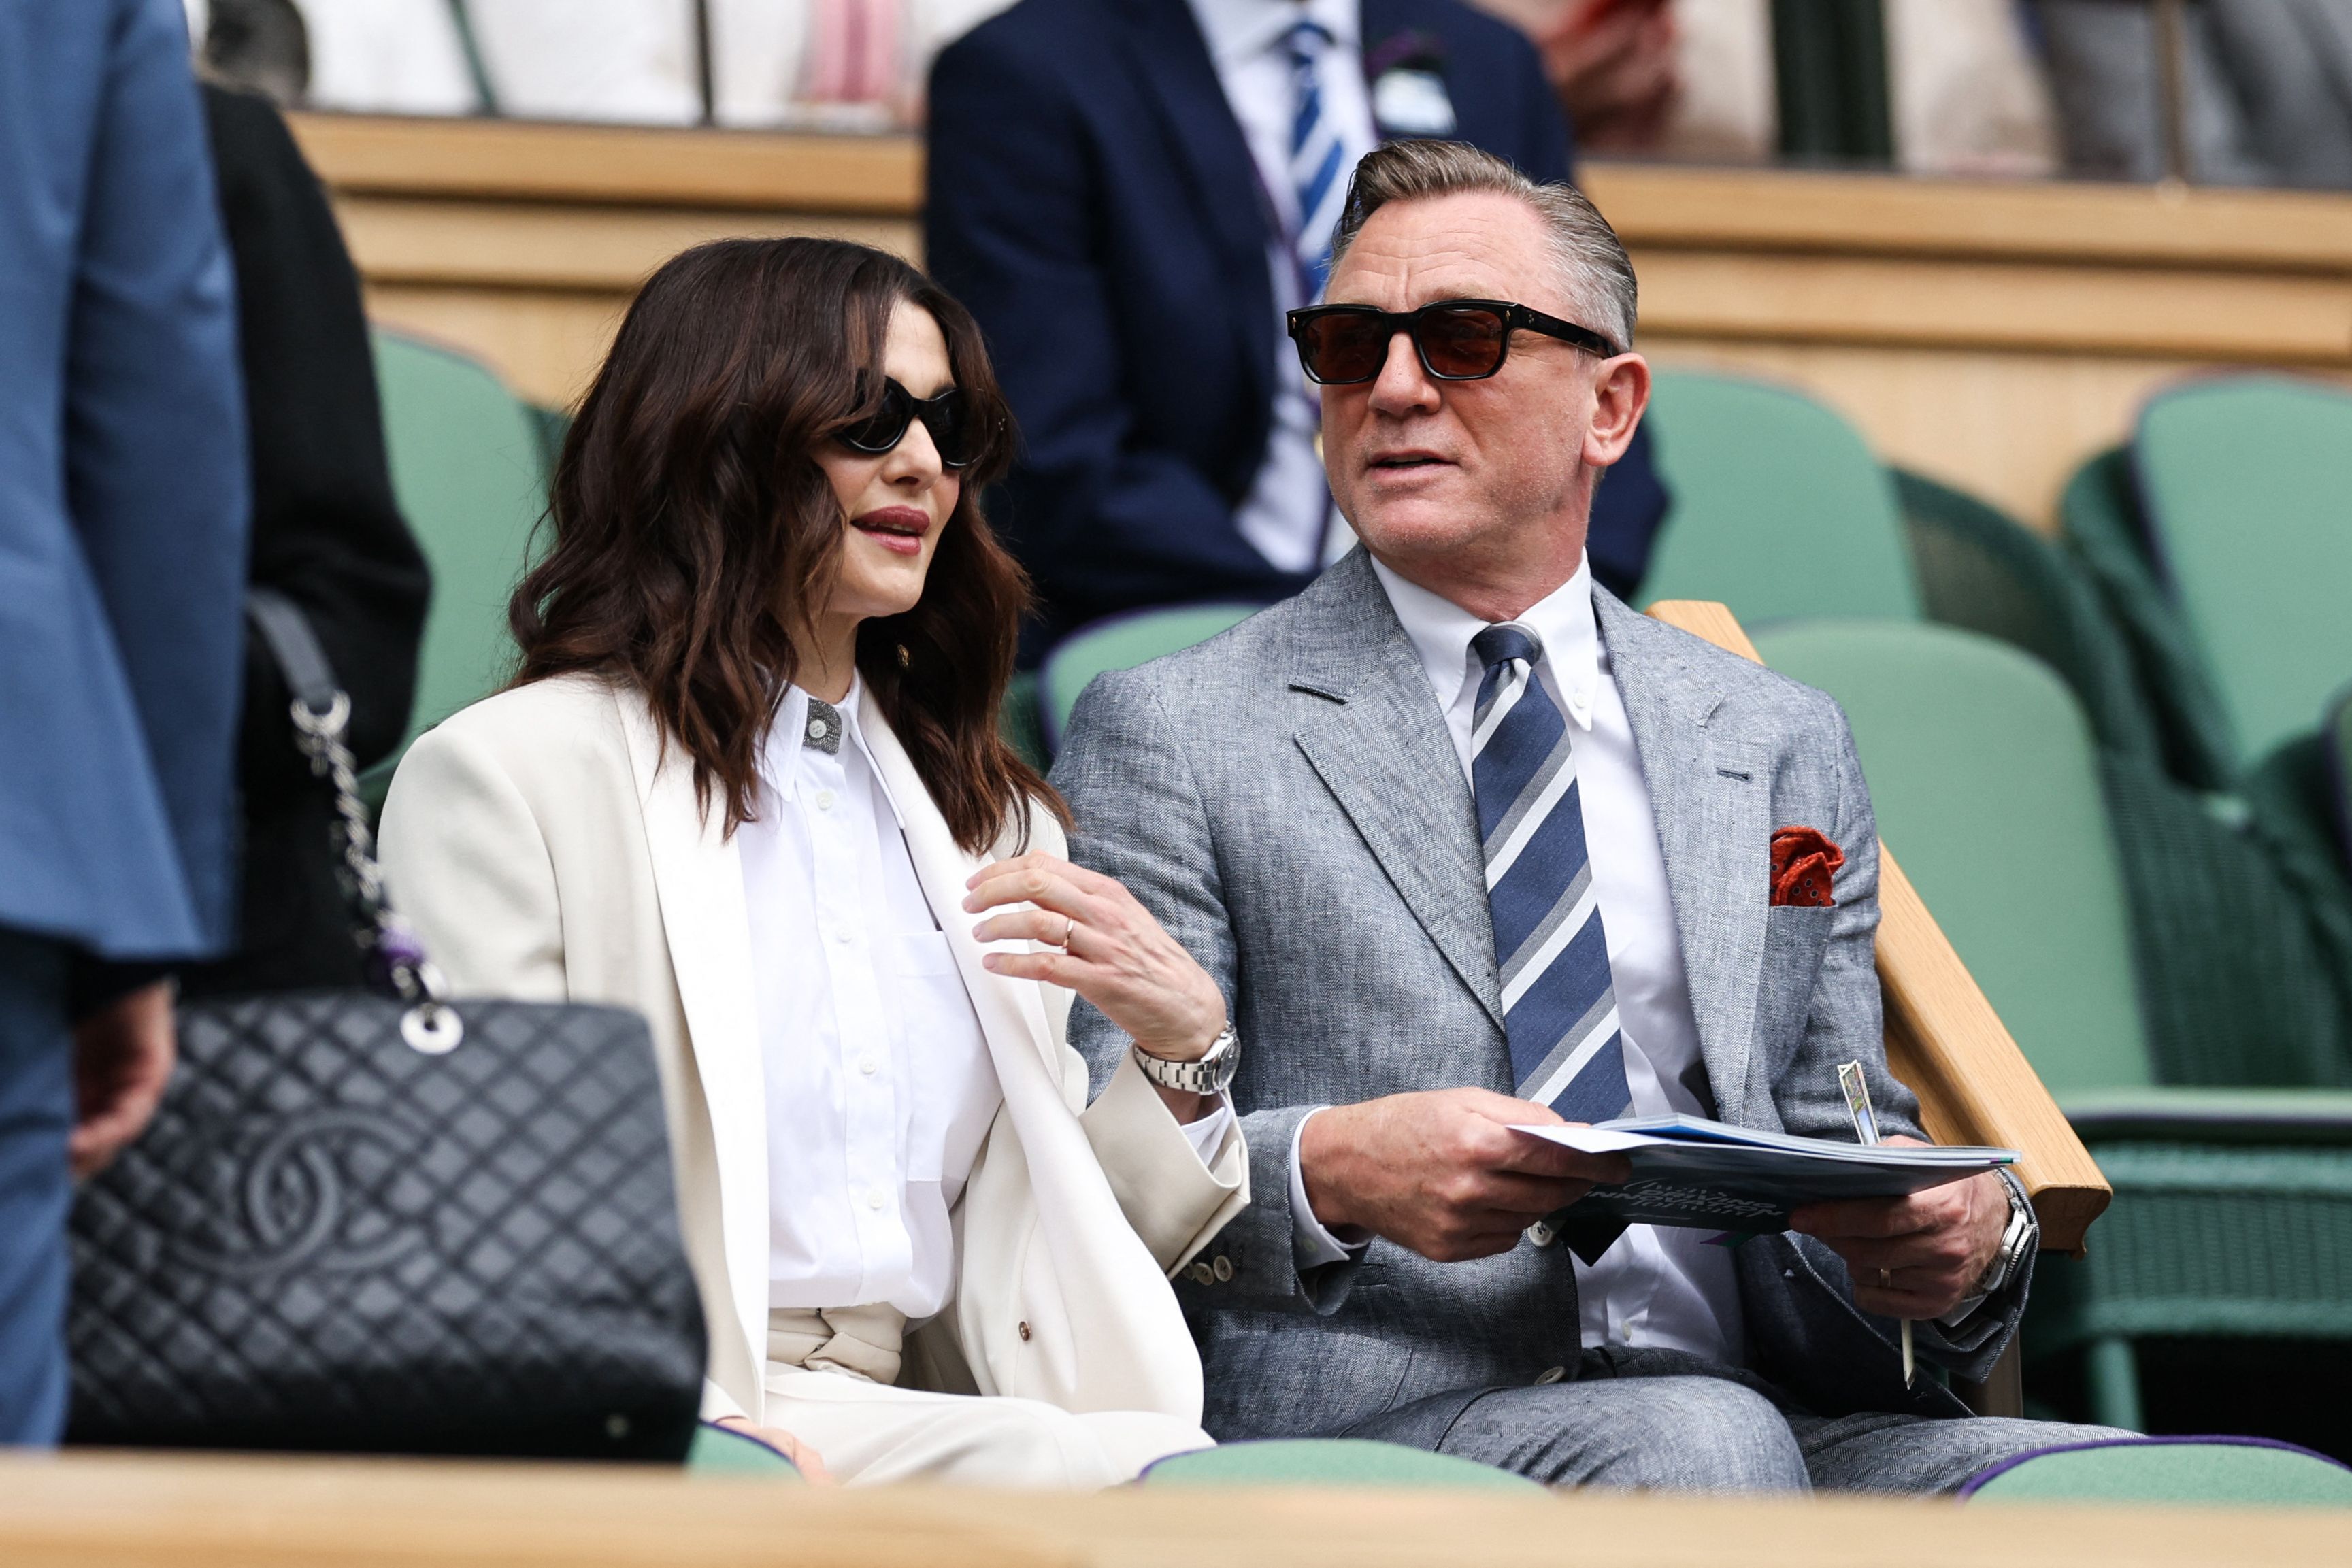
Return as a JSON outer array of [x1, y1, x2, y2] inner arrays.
[[1289, 554, 1502, 1028], [1112, 0, 1275, 418], [614, 689, 769, 1393], [859, 707, 1061, 1084], [1597, 595, 1769, 1122]]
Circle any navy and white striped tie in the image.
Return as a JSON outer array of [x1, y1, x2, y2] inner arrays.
[[1285, 20, 1347, 301], [1472, 623, 1632, 1124]]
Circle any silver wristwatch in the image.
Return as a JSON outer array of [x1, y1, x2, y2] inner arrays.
[[1135, 1024, 1239, 1097], [1976, 1176, 2038, 1299]]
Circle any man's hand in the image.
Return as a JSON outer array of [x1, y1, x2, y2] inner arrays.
[[1788, 1137, 2009, 1320], [70, 979, 176, 1180], [1298, 1088, 1631, 1263], [714, 1416, 835, 1484]]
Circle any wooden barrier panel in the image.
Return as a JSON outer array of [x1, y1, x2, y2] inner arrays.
[[1646, 600, 2111, 1255], [5, 1451, 2346, 1568], [286, 112, 2352, 526]]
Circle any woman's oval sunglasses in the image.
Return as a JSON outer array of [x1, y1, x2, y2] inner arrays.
[[837, 378, 984, 469], [1285, 299, 1621, 386]]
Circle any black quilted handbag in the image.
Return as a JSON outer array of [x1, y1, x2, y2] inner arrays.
[[65, 591, 706, 1458]]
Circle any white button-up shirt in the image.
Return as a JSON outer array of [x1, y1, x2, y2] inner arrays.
[[1185, 0, 1376, 576], [1291, 557, 1747, 1365], [740, 682, 1004, 1317], [742, 680, 1233, 1319]]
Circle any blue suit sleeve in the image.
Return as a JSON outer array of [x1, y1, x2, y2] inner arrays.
[[66, 0, 251, 950], [925, 31, 1307, 629]]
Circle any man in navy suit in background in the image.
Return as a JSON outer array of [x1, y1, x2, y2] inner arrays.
[[927, 0, 1668, 656], [0, 0, 250, 1442]]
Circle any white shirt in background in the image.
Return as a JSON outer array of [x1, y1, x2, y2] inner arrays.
[[1185, 0, 1377, 576], [1290, 556, 1747, 1366], [742, 680, 1228, 1318]]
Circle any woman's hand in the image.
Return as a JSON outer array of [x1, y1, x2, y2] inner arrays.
[[964, 852, 1229, 1066], [715, 1416, 836, 1484]]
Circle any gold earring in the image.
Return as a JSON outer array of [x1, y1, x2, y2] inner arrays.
[[896, 643, 911, 669]]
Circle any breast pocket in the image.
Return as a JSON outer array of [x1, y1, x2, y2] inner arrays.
[[886, 930, 999, 1183], [1756, 905, 1839, 1078]]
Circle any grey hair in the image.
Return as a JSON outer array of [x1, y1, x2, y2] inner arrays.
[[1327, 140, 1636, 350]]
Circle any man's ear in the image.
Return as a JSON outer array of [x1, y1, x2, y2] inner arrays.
[[1582, 352, 1651, 469]]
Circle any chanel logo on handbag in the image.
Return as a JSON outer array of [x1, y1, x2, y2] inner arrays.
[[165, 1107, 431, 1280]]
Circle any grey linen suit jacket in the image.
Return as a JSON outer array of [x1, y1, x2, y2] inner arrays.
[[1053, 550, 2032, 1438]]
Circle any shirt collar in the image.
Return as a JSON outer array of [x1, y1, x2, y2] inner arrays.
[[768, 673, 878, 803], [1369, 553, 1602, 730], [1187, 0, 1361, 69]]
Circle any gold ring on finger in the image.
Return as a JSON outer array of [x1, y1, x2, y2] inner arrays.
[[1878, 1268, 1892, 1288], [1060, 915, 1076, 949]]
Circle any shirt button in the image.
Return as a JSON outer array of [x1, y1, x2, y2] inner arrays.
[[1525, 1221, 1555, 1248], [1212, 1256, 1234, 1282], [865, 1188, 887, 1211], [831, 928, 852, 944], [1018, 1321, 1032, 1342], [814, 788, 835, 812], [1619, 1321, 1636, 1344], [806, 718, 828, 742], [1188, 1263, 1215, 1286], [1533, 1365, 1567, 1386], [859, 1054, 880, 1075]]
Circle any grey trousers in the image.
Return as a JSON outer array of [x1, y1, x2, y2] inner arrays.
[[1344, 1348, 2127, 1494]]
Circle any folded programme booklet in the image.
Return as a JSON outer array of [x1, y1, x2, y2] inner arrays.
[[1511, 1116, 2018, 1256]]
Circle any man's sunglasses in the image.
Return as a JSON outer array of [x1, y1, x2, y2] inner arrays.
[[1285, 299, 1621, 386], [837, 378, 984, 469]]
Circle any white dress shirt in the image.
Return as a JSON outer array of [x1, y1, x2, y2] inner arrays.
[[1290, 558, 1748, 1365], [1185, 0, 1376, 575], [742, 680, 1230, 1319]]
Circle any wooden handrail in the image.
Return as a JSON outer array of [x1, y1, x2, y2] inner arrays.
[[1646, 599, 2111, 1254]]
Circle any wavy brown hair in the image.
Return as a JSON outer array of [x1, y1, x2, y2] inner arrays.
[[510, 236, 1061, 852]]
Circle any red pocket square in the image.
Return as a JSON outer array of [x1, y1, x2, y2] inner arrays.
[[1770, 826, 1844, 908]]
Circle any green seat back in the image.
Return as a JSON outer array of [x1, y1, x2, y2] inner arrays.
[[370, 331, 549, 775], [1139, 1438, 1545, 1492], [2135, 378, 2352, 766], [1638, 371, 1919, 624], [1751, 621, 2152, 1093], [1040, 603, 1260, 750], [1962, 1437, 2352, 1506], [2331, 686, 2352, 871], [684, 1422, 805, 1479]]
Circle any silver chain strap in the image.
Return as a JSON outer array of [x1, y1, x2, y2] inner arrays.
[[288, 696, 464, 1054]]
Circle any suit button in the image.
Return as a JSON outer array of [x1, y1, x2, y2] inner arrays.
[[1189, 1262, 1215, 1286], [1534, 1365, 1567, 1386], [1525, 1221, 1555, 1248], [1212, 1255, 1234, 1282], [1018, 1322, 1031, 1342]]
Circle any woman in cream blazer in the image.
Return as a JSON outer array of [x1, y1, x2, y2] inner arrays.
[[379, 238, 1246, 1486]]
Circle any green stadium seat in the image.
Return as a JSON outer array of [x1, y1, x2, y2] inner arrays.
[[684, 1420, 805, 1479], [999, 669, 1048, 771], [1756, 622, 2149, 1092], [1750, 619, 2352, 1434], [1138, 1438, 1545, 1492], [368, 330, 549, 795], [2134, 378, 2352, 771], [1960, 1436, 2352, 1506], [1636, 370, 1919, 624], [1039, 603, 1261, 752], [2330, 686, 2352, 874]]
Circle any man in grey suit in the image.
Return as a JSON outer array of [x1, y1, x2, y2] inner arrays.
[[1049, 139, 2118, 1490]]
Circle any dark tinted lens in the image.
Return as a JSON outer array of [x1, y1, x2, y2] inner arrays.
[[840, 380, 913, 454], [1299, 312, 1392, 384], [915, 390, 976, 468], [1415, 306, 1509, 378]]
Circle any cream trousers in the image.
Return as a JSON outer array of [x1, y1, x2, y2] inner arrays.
[[761, 1307, 1212, 1488]]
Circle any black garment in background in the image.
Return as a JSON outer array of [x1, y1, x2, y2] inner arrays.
[[179, 85, 430, 999]]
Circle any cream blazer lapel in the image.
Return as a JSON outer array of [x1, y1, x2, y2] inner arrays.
[[615, 691, 772, 1420], [861, 710, 1204, 1420]]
